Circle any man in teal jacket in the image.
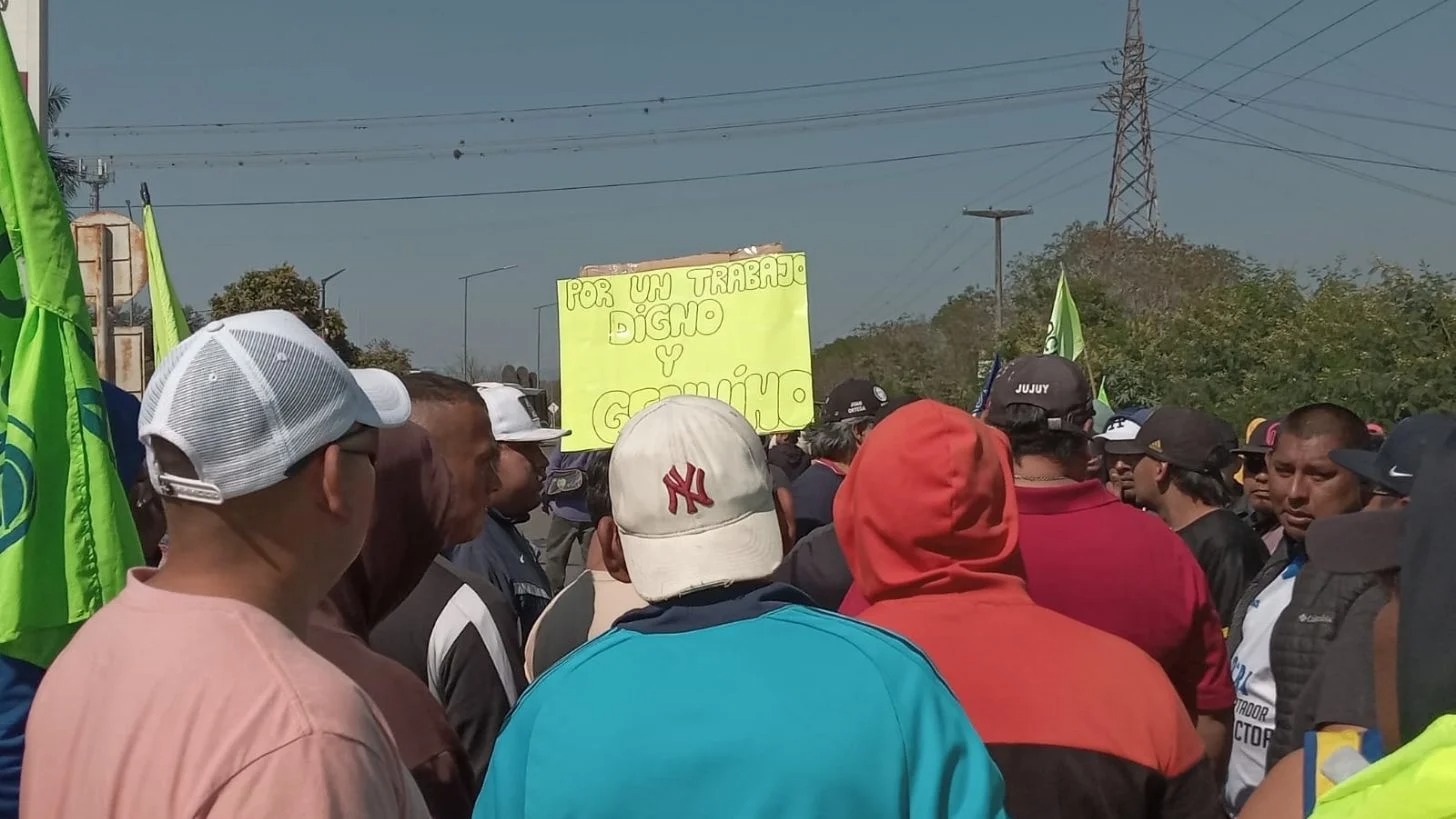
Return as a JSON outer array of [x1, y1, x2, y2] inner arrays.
[[474, 396, 1007, 819]]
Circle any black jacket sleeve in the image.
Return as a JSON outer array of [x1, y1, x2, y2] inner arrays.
[[440, 620, 519, 795]]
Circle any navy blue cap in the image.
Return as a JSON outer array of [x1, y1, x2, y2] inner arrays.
[[1331, 412, 1456, 497]]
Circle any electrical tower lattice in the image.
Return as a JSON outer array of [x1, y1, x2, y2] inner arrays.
[[1100, 0, 1161, 234]]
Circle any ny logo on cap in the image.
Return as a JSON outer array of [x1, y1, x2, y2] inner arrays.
[[663, 463, 713, 515]]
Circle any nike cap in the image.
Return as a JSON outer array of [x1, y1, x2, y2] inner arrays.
[[1331, 412, 1456, 497]]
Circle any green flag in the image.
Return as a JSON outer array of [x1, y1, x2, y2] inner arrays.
[[1097, 377, 1110, 406], [141, 194, 189, 362], [0, 17, 143, 668], [1042, 266, 1085, 362]]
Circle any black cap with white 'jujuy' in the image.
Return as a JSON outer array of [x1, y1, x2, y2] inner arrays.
[[985, 355, 1091, 430]]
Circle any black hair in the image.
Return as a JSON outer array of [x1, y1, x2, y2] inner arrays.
[[993, 404, 1088, 468], [1169, 464, 1234, 507], [400, 371, 480, 406], [586, 449, 612, 527], [1279, 403, 1370, 452]]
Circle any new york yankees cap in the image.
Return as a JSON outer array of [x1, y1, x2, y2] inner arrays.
[[1330, 412, 1456, 497], [139, 310, 411, 504], [609, 396, 783, 602]]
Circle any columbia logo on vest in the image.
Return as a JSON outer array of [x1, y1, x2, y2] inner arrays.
[[1298, 612, 1335, 624], [1013, 384, 1050, 395]]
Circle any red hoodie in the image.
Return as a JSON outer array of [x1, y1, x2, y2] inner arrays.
[[836, 401, 1220, 819]]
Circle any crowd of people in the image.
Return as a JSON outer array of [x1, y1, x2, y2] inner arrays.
[[2, 307, 1454, 817]]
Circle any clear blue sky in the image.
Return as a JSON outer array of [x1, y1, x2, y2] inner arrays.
[[51, 0, 1456, 373]]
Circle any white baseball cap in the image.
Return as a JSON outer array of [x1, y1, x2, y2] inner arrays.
[[609, 396, 782, 602], [473, 382, 568, 443], [1094, 413, 1143, 456], [139, 310, 412, 505]]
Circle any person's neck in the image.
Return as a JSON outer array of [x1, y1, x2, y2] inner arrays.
[[585, 532, 607, 572], [1159, 492, 1217, 532], [147, 526, 321, 639], [1013, 454, 1082, 486], [816, 457, 851, 473]]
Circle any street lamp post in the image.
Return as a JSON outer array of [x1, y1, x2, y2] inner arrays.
[[962, 208, 1033, 336], [319, 268, 347, 310], [459, 264, 520, 371], [533, 301, 556, 377]]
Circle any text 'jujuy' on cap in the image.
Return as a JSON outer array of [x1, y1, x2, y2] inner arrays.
[[984, 355, 1091, 430]]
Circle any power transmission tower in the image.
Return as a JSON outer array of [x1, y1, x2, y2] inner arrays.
[[1099, 0, 1160, 234]]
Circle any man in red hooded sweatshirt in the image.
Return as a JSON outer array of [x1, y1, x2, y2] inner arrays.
[[837, 399, 1221, 819]]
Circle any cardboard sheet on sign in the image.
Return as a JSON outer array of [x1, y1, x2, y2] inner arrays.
[[558, 248, 812, 451]]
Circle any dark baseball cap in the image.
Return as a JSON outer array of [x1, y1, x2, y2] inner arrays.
[[985, 355, 1091, 430], [1235, 417, 1281, 456], [1135, 406, 1238, 474], [1306, 508, 1405, 574], [1330, 412, 1456, 497], [821, 378, 888, 423]]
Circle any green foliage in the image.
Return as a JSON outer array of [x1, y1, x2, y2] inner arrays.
[[47, 86, 80, 204], [354, 339, 414, 375], [813, 223, 1456, 427], [209, 264, 358, 363]]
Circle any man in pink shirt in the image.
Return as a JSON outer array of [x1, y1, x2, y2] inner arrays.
[[20, 311, 429, 818]]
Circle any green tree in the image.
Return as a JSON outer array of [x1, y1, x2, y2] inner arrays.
[[812, 223, 1456, 428], [209, 264, 358, 363], [47, 86, 81, 203], [354, 339, 414, 375]]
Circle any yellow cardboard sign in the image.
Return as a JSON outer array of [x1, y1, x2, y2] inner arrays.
[[557, 251, 813, 451]]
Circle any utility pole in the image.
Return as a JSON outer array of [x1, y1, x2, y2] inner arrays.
[[80, 157, 113, 213], [459, 264, 519, 370], [962, 208, 1033, 336], [533, 301, 556, 377], [1099, 0, 1160, 234], [319, 268, 346, 310]]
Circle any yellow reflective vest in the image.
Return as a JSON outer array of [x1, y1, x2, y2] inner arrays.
[[1311, 716, 1456, 819]]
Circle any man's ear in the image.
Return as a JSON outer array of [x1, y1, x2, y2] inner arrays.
[[1154, 459, 1172, 486], [599, 517, 632, 585], [320, 445, 349, 517]]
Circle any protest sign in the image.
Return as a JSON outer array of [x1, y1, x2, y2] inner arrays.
[[557, 250, 812, 451]]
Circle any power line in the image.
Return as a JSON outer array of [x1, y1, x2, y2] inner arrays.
[[67, 49, 1112, 134], [1150, 0, 1387, 131], [1157, 46, 1456, 112], [1152, 72, 1456, 135], [112, 132, 1104, 210], [1150, 102, 1456, 207], [1201, 0, 1455, 124], [1164, 131, 1456, 175], [104, 82, 1106, 170]]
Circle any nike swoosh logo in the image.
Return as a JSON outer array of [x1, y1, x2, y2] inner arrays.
[[1389, 466, 1414, 478]]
